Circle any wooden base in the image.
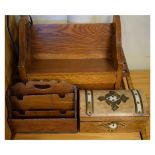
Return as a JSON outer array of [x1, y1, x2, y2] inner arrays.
[[8, 118, 77, 133]]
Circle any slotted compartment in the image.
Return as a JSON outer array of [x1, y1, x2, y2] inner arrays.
[[8, 80, 78, 133]]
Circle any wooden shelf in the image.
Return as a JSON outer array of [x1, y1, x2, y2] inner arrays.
[[18, 17, 122, 89]]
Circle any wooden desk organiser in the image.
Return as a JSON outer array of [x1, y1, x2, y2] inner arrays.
[[7, 80, 77, 133], [18, 15, 123, 89], [6, 15, 149, 139]]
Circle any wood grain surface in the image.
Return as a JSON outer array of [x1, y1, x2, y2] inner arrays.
[[18, 16, 31, 81], [18, 16, 122, 89], [28, 71, 116, 87], [27, 59, 116, 88], [11, 80, 75, 96], [31, 24, 113, 60], [80, 120, 146, 133], [12, 110, 75, 118], [28, 59, 115, 73], [9, 118, 77, 133], [14, 132, 141, 140], [5, 16, 150, 140], [113, 16, 123, 89], [5, 16, 18, 139], [10, 93, 74, 110]]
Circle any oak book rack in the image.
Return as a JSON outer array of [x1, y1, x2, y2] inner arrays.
[[6, 15, 149, 140]]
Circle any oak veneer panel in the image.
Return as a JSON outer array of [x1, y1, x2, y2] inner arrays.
[[31, 24, 114, 60], [28, 59, 115, 73], [14, 132, 141, 140], [76, 83, 115, 90], [28, 73, 116, 85], [27, 59, 116, 84], [9, 118, 77, 133]]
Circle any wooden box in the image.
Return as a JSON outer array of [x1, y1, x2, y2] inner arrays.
[[18, 15, 123, 89], [80, 90, 149, 133], [7, 80, 78, 133]]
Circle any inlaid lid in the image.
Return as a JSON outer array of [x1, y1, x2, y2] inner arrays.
[[80, 90, 149, 121]]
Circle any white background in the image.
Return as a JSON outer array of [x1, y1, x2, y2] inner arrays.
[[0, 1, 154, 155]]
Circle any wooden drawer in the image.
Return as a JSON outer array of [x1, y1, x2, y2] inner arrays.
[[10, 93, 74, 110], [8, 118, 77, 133], [80, 119, 147, 133]]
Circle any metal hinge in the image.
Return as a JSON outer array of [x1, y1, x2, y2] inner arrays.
[[85, 90, 94, 116]]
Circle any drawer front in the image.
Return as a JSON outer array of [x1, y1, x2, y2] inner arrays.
[[10, 93, 74, 110], [80, 120, 146, 133], [8, 118, 77, 133]]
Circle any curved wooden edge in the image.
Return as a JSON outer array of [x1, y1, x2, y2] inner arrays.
[[18, 16, 31, 82], [113, 15, 124, 89], [11, 80, 75, 96], [113, 15, 123, 68]]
